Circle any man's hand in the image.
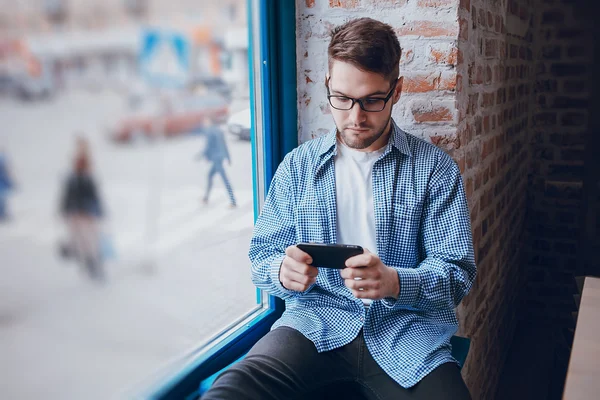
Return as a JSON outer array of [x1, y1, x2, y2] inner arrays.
[[340, 248, 400, 300], [279, 246, 319, 292]]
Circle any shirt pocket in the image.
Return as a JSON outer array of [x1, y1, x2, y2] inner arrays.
[[391, 203, 423, 266]]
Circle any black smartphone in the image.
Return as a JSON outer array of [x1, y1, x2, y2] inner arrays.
[[296, 243, 364, 269]]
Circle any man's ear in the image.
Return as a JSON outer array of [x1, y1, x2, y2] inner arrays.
[[393, 77, 403, 103], [324, 74, 330, 88]]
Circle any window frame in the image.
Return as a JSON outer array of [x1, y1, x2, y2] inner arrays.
[[143, 1, 297, 398]]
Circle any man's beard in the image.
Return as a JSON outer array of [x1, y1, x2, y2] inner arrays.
[[338, 118, 391, 150]]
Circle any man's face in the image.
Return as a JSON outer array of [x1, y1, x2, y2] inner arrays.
[[327, 60, 402, 152]]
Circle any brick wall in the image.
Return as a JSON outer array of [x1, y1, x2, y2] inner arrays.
[[520, 0, 595, 395], [525, 0, 593, 322], [455, 0, 535, 398], [296, 0, 459, 144]]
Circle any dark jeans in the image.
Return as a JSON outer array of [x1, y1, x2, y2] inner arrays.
[[202, 326, 472, 400], [204, 161, 236, 206]]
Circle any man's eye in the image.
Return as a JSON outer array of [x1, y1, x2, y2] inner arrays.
[[336, 97, 351, 103], [364, 98, 383, 105]]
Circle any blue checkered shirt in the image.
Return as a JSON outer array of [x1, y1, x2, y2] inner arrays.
[[248, 120, 476, 388]]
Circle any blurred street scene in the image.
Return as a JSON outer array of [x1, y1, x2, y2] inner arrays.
[[0, 1, 257, 399]]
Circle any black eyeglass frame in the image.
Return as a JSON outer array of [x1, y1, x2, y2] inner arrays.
[[326, 78, 398, 112]]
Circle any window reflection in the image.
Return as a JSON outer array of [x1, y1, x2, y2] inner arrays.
[[0, 1, 256, 398]]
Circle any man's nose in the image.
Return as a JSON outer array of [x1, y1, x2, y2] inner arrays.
[[348, 101, 367, 124]]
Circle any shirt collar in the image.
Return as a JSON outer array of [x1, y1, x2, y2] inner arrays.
[[316, 118, 412, 159]]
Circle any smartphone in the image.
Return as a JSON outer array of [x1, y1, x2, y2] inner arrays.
[[296, 243, 364, 269]]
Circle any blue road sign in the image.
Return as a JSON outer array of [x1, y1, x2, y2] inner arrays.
[[139, 29, 190, 88]]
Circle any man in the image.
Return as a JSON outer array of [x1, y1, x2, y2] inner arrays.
[[203, 18, 476, 399], [199, 119, 236, 208]]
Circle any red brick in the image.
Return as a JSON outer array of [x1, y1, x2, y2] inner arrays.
[[429, 46, 458, 65], [467, 146, 480, 170], [489, 160, 497, 179], [418, 0, 453, 6], [459, 0, 470, 11], [457, 155, 466, 174], [495, 15, 503, 33], [441, 74, 457, 91], [482, 93, 495, 108], [466, 177, 474, 198], [471, 202, 479, 225], [458, 124, 474, 147], [413, 106, 454, 123], [306, 0, 315, 7], [485, 39, 497, 58], [476, 66, 483, 84], [468, 93, 479, 114], [459, 18, 469, 41], [400, 48, 415, 65], [474, 170, 482, 189], [403, 72, 456, 93], [430, 133, 460, 150], [478, 8, 486, 28], [483, 115, 490, 133], [397, 21, 457, 38], [329, 0, 359, 7], [371, 0, 407, 4], [485, 66, 493, 84], [481, 137, 495, 161]]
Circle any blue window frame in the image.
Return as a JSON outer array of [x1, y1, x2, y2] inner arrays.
[[142, 1, 297, 398]]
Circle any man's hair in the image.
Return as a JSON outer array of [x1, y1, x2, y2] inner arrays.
[[328, 18, 401, 83]]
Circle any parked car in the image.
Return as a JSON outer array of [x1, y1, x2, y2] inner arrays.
[[227, 108, 251, 141], [190, 76, 232, 102], [109, 94, 229, 144]]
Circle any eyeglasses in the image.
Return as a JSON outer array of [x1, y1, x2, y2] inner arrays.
[[326, 79, 397, 112]]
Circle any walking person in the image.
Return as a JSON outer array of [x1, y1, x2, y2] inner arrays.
[[60, 137, 106, 281], [198, 119, 237, 208], [0, 147, 15, 222]]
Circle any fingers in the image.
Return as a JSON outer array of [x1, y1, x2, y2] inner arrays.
[[280, 261, 318, 291], [340, 264, 382, 281], [283, 254, 318, 277], [343, 277, 381, 292], [343, 278, 383, 299], [285, 245, 313, 265], [280, 246, 318, 292], [344, 248, 377, 269]]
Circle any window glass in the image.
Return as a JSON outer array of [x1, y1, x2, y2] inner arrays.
[[0, 1, 260, 398]]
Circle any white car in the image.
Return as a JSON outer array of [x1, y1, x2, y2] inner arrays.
[[227, 108, 251, 141]]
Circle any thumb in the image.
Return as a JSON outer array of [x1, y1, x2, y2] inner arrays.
[[362, 247, 372, 255]]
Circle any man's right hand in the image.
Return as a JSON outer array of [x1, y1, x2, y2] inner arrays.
[[279, 245, 319, 292]]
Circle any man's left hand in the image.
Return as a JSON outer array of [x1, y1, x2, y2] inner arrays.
[[340, 248, 400, 300]]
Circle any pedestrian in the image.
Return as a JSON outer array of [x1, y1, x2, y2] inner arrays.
[[198, 118, 236, 208], [0, 147, 15, 221], [59, 136, 106, 281], [203, 18, 476, 400]]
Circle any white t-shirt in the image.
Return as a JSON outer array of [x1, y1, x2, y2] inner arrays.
[[334, 139, 387, 306]]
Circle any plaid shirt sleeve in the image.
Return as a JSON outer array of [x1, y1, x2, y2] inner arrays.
[[248, 154, 316, 299], [382, 158, 476, 311]]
